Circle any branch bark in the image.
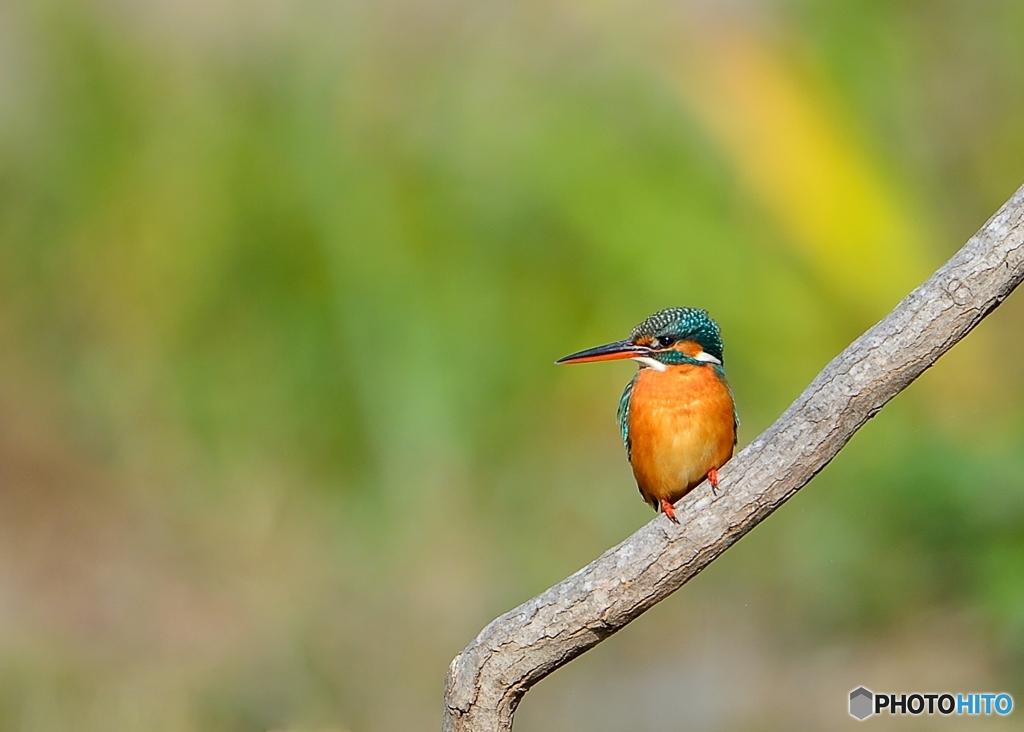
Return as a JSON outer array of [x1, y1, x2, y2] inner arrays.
[[443, 183, 1024, 732]]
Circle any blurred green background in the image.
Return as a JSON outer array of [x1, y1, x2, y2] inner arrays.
[[1, 0, 1023, 730]]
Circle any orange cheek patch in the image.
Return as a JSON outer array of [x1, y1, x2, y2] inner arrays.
[[672, 341, 705, 358]]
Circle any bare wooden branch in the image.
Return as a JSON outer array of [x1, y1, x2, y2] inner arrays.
[[443, 183, 1024, 732]]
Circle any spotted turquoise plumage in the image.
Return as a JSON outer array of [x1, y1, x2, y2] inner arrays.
[[630, 307, 724, 364]]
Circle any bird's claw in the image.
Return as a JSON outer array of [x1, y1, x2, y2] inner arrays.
[[707, 468, 720, 495], [659, 498, 679, 524]]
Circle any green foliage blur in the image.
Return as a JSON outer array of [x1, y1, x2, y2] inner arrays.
[[1, 1, 1023, 730]]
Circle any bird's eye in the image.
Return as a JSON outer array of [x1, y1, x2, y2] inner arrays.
[[655, 335, 674, 348]]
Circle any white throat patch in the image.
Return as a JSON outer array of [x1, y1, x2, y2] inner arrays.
[[631, 356, 667, 372]]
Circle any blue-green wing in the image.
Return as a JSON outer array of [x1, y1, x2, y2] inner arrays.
[[617, 374, 637, 460]]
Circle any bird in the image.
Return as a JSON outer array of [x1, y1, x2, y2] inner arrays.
[[557, 307, 737, 524]]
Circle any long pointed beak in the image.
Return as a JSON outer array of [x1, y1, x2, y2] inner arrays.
[[556, 339, 649, 365]]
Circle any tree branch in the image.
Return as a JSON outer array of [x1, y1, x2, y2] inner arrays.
[[443, 183, 1024, 732]]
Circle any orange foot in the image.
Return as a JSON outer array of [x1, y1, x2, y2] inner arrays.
[[659, 498, 679, 524], [707, 468, 720, 495]]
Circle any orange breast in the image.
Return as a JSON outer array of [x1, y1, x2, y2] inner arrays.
[[628, 364, 736, 507]]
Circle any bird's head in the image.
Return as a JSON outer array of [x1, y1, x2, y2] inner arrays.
[[557, 307, 724, 371]]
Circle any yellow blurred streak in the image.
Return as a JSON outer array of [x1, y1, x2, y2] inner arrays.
[[663, 29, 1011, 434], [673, 33, 930, 315]]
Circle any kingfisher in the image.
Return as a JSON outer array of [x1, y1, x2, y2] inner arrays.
[[557, 308, 737, 523]]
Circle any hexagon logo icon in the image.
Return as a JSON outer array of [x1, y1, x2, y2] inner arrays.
[[850, 687, 873, 720]]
